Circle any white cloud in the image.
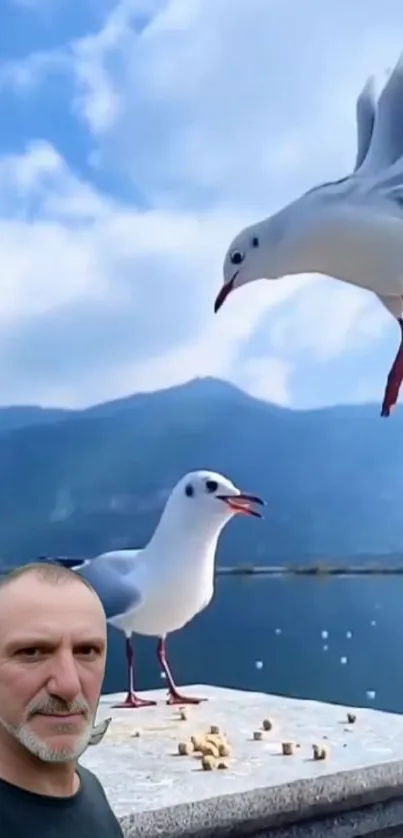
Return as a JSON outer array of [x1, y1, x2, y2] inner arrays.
[[228, 357, 291, 406], [0, 141, 291, 406], [266, 281, 387, 363], [68, 0, 403, 208], [0, 0, 402, 407]]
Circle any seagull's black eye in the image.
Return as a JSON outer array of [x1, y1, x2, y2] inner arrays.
[[230, 250, 244, 266], [185, 484, 194, 498], [252, 236, 259, 248], [205, 479, 218, 494]]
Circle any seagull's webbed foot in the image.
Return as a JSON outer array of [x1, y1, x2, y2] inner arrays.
[[381, 318, 403, 417], [166, 691, 207, 706], [112, 692, 157, 709]]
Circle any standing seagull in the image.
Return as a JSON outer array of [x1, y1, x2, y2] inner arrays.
[[48, 470, 264, 708], [215, 54, 403, 417]]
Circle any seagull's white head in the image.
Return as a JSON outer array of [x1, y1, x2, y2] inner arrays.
[[215, 215, 288, 313], [166, 470, 265, 526], [149, 470, 265, 556]]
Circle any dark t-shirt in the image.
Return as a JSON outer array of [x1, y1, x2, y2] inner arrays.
[[0, 764, 124, 836]]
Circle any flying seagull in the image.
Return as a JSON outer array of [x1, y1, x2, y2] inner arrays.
[[215, 53, 403, 417], [46, 470, 264, 708]]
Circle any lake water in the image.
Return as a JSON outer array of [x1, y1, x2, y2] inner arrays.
[[103, 574, 403, 714]]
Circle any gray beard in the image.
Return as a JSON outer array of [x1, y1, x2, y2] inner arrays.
[[0, 712, 95, 763]]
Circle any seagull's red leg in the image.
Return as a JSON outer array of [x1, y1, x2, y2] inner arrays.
[[112, 636, 157, 708], [381, 318, 403, 417], [157, 637, 207, 705]]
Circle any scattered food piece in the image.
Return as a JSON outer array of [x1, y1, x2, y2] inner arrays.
[[253, 730, 263, 741], [191, 735, 205, 751], [206, 734, 222, 746], [312, 743, 329, 760], [179, 709, 188, 721], [201, 755, 216, 771], [201, 743, 219, 758], [210, 724, 221, 735], [262, 718, 273, 731], [347, 712, 357, 724], [177, 741, 193, 756], [130, 729, 141, 738], [281, 741, 295, 756]]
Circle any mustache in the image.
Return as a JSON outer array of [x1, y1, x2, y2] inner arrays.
[[26, 696, 90, 720]]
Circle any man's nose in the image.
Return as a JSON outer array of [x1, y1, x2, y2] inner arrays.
[[46, 652, 82, 702]]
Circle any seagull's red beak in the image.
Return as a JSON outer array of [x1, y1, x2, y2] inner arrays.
[[217, 492, 265, 518], [214, 273, 237, 313]]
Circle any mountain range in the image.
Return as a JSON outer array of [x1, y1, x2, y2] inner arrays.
[[0, 376, 402, 566]]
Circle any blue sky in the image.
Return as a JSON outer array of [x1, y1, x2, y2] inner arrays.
[[1, 0, 403, 409]]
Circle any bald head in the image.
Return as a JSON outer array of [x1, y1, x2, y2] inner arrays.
[[0, 561, 107, 769], [0, 560, 101, 597], [0, 563, 106, 631]]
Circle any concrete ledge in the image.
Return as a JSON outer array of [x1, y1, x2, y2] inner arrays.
[[120, 775, 403, 837], [80, 685, 403, 838], [120, 773, 403, 837]]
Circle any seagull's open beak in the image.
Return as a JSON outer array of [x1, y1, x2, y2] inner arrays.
[[214, 272, 238, 313], [217, 492, 265, 518]]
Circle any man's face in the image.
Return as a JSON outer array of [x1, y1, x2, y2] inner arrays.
[[0, 575, 107, 764]]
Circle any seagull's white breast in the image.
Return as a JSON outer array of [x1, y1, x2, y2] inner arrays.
[[110, 538, 217, 638], [305, 204, 403, 295]]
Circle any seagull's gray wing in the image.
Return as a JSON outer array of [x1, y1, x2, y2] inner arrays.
[[300, 78, 376, 199], [76, 553, 143, 621], [354, 77, 377, 171], [358, 54, 403, 175]]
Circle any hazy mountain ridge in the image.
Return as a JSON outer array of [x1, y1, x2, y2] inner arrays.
[[0, 377, 401, 565]]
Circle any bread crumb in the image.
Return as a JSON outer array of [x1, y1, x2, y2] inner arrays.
[[201, 755, 216, 771], [177, 741, 193, 756], [312, 743, 329, 760]]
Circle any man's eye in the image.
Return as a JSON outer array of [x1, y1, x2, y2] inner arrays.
[[17, 648, 42, 659], [75, 646, 100, 658]]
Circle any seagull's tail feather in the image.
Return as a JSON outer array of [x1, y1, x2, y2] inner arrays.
[[357, 53, 403, 175], [88, 717, 112, 747]]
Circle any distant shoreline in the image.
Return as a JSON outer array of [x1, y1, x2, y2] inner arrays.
[[2, 563, 403, 578], [216, 565, 403, 576]]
